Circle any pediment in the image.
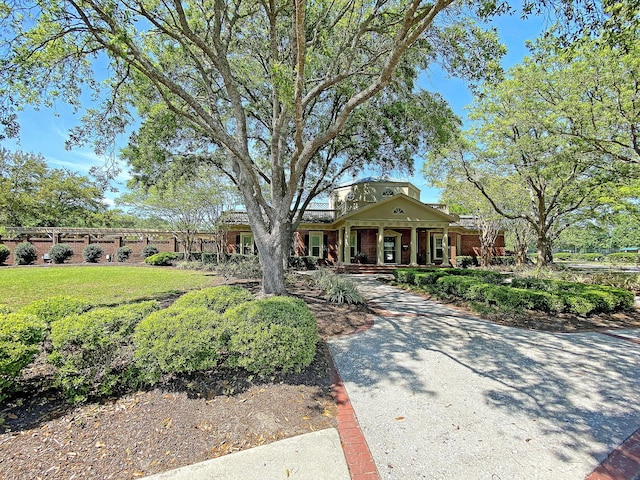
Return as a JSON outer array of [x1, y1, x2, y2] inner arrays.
[[342, 194, 457, 223]]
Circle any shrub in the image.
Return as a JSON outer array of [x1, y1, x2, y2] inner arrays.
[[201, 252, 220, 264], [0, 245, 10, 265], [288, 256, 319, 270], [393, 268, 420, 284], [144, 252, 178, 266], [489, 256, 516, 266], [324, 277, 365, 304], [141, 245, 159, 259], [217, 256, 262, 279], [434, 275, 482, 297], [607, 252, 640, 264], [49, 244, 74, 264], [553, 252, 572, 261], [14, 242, 37, 265], [224, 297, 318, 375], [0, 313, 47, 402], [456, 256, 478, 268], [171, 286, 254, 313], [21, 296, 92, 325], [82, 244, 103, 263], [133, 307, 228, 383], [48, 301, 159, 403], [116, 246, 133, 262]]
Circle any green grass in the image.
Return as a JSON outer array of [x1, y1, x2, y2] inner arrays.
[[0, 266, 217, 309]]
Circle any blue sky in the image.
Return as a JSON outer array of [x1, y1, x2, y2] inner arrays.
[[1, 8, 546, 206]]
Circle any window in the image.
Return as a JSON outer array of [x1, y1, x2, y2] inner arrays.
[[434, 235, 443, 259], [349, 232, 357, 259], [241, 233, 254, 255], [310, 232, 323, 257], [382, 188, 394, 197], [392, 207, 404, 214]]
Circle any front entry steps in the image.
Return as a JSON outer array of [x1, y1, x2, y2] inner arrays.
[[336, 264, 441, 274]]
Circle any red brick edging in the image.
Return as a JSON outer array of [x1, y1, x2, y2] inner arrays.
[[600, 331, 640, 346], [327, 351, 380, 480], [586, 428, 640, 480]]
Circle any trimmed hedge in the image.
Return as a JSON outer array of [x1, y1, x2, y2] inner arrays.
[[0, 245, 10, 265], [21, 296, 92, 325], [224, 297, 318, 374], [144, 252, 178, 266], [133, 307, 229, 383], [14, 242, 37, 265], [0, 312, 47, 401], [141, 245, 159, 259], [116, 246, 133, 262], [49, 301, 159, 403], [608, 252, 640, 264], [396, 267, 634, 316], [171, 286, 254, 313], [82, 244, 103, 263], [49, 244, 74, 264]]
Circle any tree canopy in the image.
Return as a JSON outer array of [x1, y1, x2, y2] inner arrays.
[[425, 23, 640, 265], [0, 148, 110, 227]]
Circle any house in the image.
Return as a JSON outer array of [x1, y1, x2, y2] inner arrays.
[[222, 178, 505, 266]]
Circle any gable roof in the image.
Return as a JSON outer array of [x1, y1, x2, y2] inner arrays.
[[336, 193, 458, 224]]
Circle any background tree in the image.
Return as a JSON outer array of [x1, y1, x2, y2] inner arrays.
[[0, 0, 510, 293], [0, 148, 107, 227], [425, 38, 629, 266], [438, 178, 503, 266], [117, 168, 228, 260]]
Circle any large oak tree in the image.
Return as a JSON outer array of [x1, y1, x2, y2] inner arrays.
[[1, 0, 515, 293]]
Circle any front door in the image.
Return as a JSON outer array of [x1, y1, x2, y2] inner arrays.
[[384, 236, 396, 263]]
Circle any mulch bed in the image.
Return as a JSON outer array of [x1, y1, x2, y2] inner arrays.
[[0, 275, 369, 480]]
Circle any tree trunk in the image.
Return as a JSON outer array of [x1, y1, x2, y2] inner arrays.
[[536, 234, 553, 266], [251, 218, 291, 296], [514, 242, 528, 266]]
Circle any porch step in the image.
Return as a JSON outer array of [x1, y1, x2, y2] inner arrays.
[[338, 265, 406, 274]]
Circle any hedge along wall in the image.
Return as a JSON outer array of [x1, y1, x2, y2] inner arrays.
[[0, 235, 181, 265]]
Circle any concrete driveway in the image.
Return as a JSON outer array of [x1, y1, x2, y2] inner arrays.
[[328, 276, 640, 479]]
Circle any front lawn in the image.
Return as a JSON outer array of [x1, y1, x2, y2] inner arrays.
[[0, 265, 217, 309]]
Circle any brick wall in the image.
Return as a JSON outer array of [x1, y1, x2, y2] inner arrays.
[[0, 235, 181, 265], [459, 233, 506, 257]]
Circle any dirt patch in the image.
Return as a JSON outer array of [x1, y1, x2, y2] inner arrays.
[[0, 275, 370, 480]]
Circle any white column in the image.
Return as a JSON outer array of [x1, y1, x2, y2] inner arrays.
[[426, 231, 431, 264], [344, 224, 351, 264], [410, 226, 417, 265], [337, 229, 343, 263], [377, 226, 384, 265], [443, 227, 450, 266]]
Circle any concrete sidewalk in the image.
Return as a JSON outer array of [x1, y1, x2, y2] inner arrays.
[[144, 428, 350, 479], [328, 275, 640, 479]]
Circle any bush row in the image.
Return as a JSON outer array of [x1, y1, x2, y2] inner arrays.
[[0, 242, 175, 266], [0, 287, 319, 403], [393, 268, 634, 316], [553, 252, 640, 263]]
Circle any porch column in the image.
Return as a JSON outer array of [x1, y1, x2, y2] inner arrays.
[[426, 231, 432, 264], [377, 226, 384, 265], [410, 226, 417, 265], [344, 224, 351, 265], [337, 229, 343, 263], [443, 227, 450, 266]]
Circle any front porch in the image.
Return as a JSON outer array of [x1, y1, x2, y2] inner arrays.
[[336, 225, 454, 267]]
